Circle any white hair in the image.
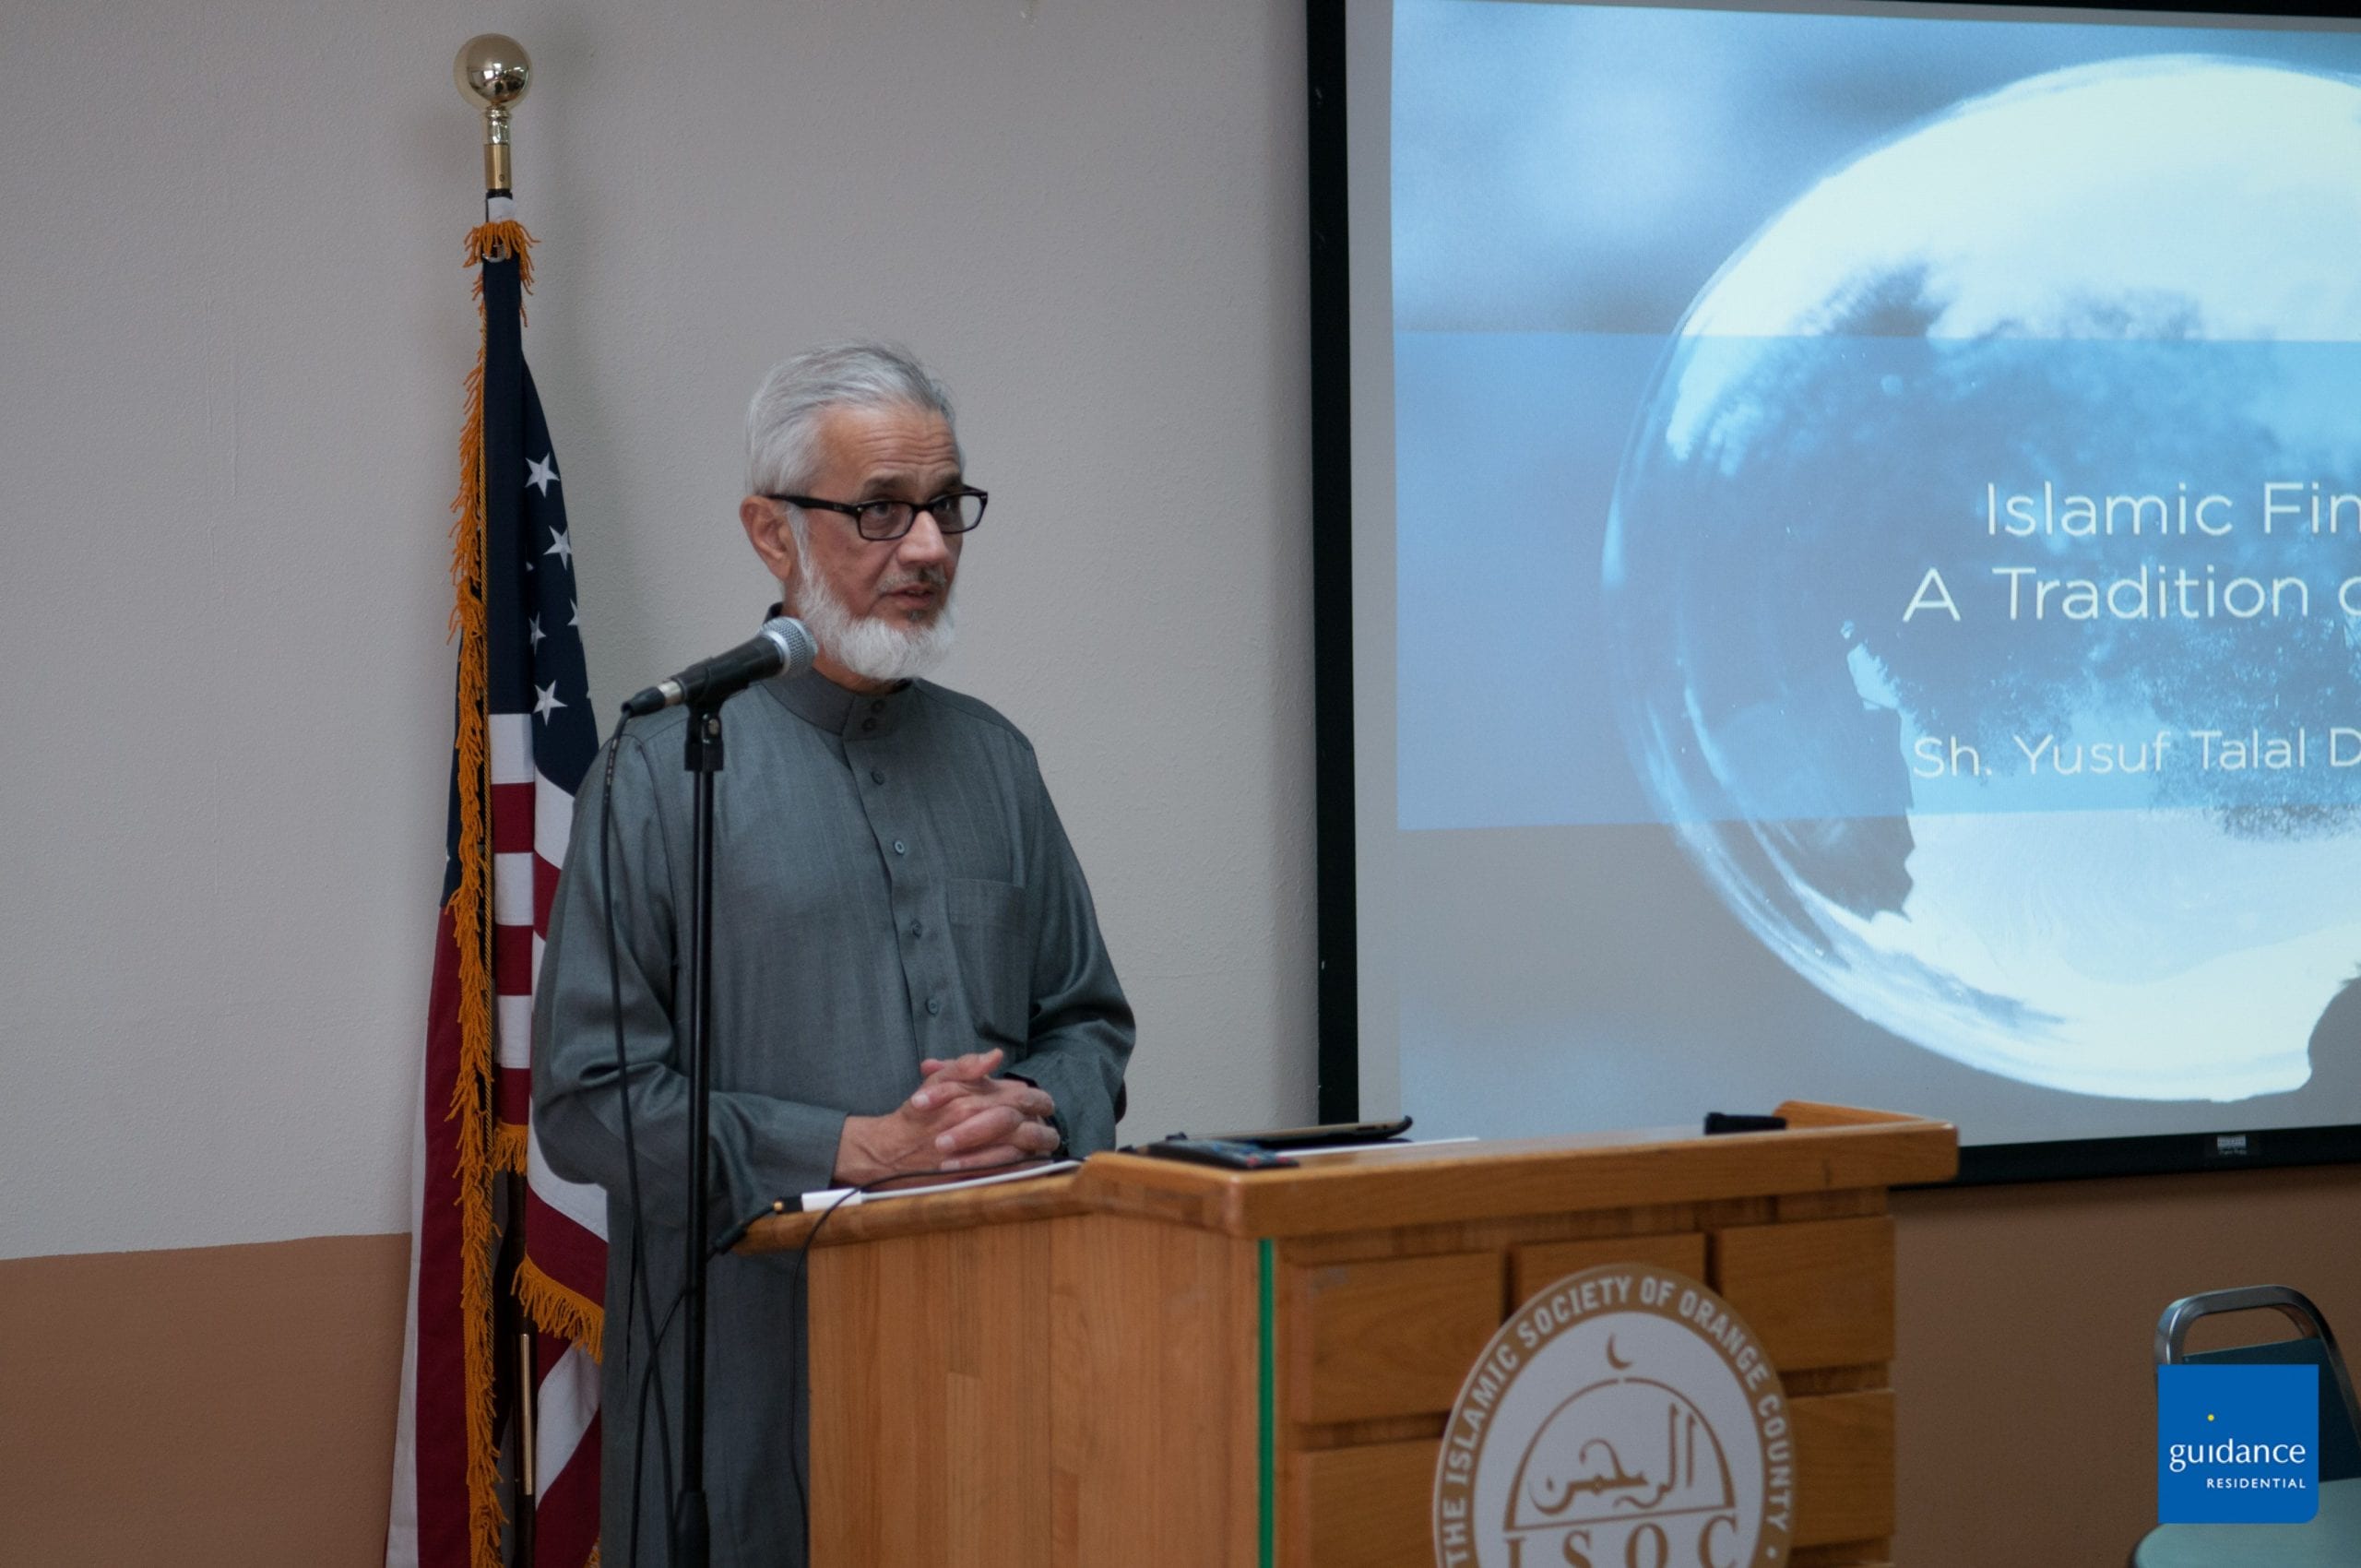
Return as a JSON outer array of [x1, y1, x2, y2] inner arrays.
[[743, 340, 960, 499]]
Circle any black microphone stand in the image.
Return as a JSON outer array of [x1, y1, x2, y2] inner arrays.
[[672, 697, 725, 1568]]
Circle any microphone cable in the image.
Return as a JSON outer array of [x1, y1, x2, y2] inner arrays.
[[597, 720, 674, 1568], [620, 1195, 790, 1568]]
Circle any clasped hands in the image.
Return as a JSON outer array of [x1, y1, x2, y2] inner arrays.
[[831, 1047, 1059, 1186]]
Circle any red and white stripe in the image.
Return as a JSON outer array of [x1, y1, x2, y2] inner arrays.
[[490, 712, 611, 1565]]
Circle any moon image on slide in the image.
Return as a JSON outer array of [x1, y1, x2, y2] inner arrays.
[[1604, 58, 2361, 1101]]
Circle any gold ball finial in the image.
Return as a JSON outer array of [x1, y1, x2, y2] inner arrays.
[[455, 36, 531, 192], [454, 35, 531, 111]]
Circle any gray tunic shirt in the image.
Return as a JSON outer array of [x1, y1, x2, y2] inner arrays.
[[531, 664, 1133, 1564]]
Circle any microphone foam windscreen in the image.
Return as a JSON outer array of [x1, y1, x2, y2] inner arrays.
[[762, 615, 820, 678]]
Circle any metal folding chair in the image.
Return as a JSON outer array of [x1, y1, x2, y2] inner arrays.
[[2128, 1287, 2361, 1567], [2155, 1285, 2361, 1483]]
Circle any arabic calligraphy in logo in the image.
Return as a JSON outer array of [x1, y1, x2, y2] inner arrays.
[[1512, 1378, 1734, 1524], [1433, 1264, 1793, 1568]]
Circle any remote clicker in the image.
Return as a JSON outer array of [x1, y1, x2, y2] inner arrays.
[[1139, 1138, 1299, 1171]]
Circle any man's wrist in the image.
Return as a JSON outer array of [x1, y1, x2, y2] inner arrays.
[[832, 1114, 884, 1186]]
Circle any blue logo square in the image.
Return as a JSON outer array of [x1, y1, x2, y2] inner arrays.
[[2158, 1363, 2319, 1524]]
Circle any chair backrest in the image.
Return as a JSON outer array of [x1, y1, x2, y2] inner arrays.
[[2154, 1285, 2361, 1483]]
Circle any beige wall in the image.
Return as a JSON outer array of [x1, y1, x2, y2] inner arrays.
[[0, 0, 1315, 1266]]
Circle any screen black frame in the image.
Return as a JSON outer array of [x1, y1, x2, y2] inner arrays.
[[1306, 0, 2361, 1186]]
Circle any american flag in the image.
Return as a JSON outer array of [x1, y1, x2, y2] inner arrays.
[[388, 205, 607, 1568]]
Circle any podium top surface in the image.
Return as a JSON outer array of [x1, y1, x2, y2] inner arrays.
[[740, 1100, 1957, 1255]]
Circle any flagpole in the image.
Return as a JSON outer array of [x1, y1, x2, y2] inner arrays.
[[453, 45, 722, 1563], [457, 35, 536, 1568], [456, 35, 529, 203]]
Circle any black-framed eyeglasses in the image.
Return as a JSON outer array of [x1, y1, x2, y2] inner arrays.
[[765, 488, 989, 541]]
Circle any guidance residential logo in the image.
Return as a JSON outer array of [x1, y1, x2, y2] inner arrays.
[[1434, 1264, 1792, 1568], [2156, 1363, 2319, 1524]]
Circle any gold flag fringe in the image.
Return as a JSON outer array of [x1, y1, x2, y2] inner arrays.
[[445, 214, 538, 1568], [515, 1253, 607, 1362], [492, 1120, 529, 1176], [464, 219, 536, 315]]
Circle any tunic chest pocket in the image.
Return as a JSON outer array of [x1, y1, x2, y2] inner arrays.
[[944, 876, 1028, 1047]]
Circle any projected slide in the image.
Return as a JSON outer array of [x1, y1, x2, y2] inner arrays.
[[1377, 1, 2361, 1150]]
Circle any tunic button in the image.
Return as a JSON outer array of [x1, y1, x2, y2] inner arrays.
[[909, 921, 924, 938], [892, 839, 907, 855], [871, 768, 884, 784], [870, 700, 886, 714], [861, 719, 877, 732], [926, 997, 943, 1016]]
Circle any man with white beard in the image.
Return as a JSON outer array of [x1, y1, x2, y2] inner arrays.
[[532, 342, 1134, 1565]]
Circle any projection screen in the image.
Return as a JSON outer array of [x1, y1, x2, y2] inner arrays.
[[1316, 0, 2361, 1180]]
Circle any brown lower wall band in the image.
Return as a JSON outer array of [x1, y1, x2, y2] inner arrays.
[[1894, 1161, 2361, 1568], [1, 1165, 2357, 1568], [0, 1231, 409, 1567]]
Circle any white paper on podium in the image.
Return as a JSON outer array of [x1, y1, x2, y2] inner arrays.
[[801, 1158, 1080, 1214]]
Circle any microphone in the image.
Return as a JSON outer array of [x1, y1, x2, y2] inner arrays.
[[620, 616, 819, 718]]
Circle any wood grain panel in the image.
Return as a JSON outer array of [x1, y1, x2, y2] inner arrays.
[[1784, 1363, 1890, 1397], [1287, 1438, 1434, 1568], [1779, 1188, 1887, 1222], [1287, 1253, 1504, 1424], [814, 1213, 1263, 1567], [1077, 1115, 1957, 1239], [1292, 1412, 1447, 1452], [1716, 1217, 1895, 1371], [1697, 1196, 1781, 1230], [1050, 1215, 1260, 1568], [1792, 1390, 1896, 1549], [1283, 1202, 1705, 1267], [1513, 1231, 1707, 1304], [809, 1219, 1055, 1565]]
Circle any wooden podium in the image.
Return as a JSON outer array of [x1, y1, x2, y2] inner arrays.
[[741, 1100, 1956, 1567]]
